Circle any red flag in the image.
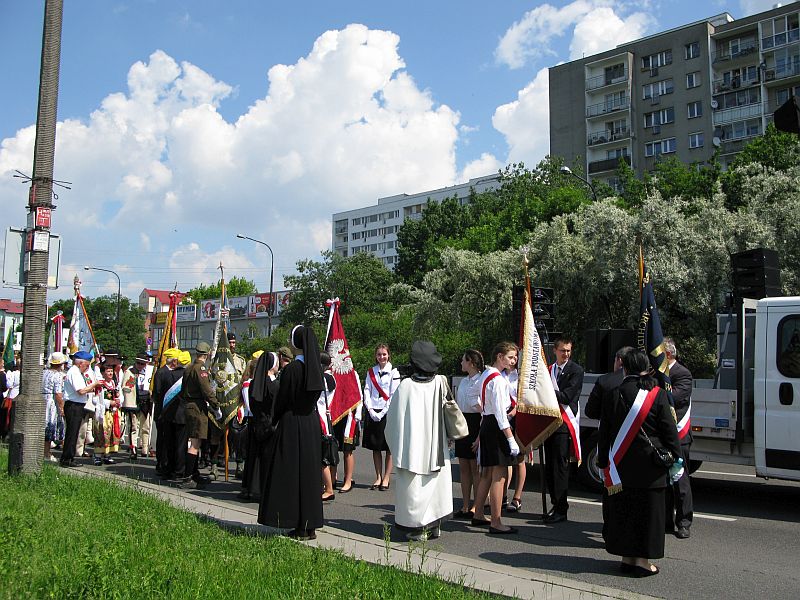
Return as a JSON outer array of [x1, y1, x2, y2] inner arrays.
[[324, 298, 362, 425]]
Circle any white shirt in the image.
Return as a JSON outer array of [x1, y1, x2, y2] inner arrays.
[[456, 372, 483, 414], [63, 365, 95, 404], [317, 373, 336, 435], [5, 370, 20, 399], [503, 368, 519, 403], [363, 362, 399, 413], [480, 366, 512, 430]]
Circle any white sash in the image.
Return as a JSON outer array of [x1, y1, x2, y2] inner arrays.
[[550, 363, 581, 464], [677, 404, 691, 440]]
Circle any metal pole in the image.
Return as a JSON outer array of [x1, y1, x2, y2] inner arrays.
[[236, 235, 274, 337], [84, 266, 121, 351], [560, 166, 598, 202], [9, 0, 64, 475]]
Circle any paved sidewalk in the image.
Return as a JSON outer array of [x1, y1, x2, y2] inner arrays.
[[69, 464, 657, 600]]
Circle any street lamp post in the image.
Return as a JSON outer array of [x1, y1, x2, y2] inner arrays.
[[560, 165, 598, 202], [84, 266, 121, 352], [236, 234, 275, 337]]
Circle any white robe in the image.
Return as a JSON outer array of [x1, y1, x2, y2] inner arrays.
[[385, 376, 453, 529]]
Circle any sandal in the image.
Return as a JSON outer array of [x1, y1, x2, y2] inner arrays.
[[454, 509, 474, 519], [507, 498, 522, 512]]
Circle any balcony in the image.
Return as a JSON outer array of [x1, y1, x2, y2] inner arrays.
[[765, 60, 800, 83], [586, 96, 629, 118], [713, 102, 764, 126], [761, 28, 800, 51], [713, 76, 760, 94], [712, 40, 758, 63], [587, 127, 630, 145], [588, 154, 631, 174], [585, 70, 628, 91]]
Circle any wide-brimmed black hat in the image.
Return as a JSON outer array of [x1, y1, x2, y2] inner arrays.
[[409, 340, 442, 374]]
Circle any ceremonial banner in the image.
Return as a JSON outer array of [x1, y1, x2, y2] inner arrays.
[[324, 298, 362, 425], [150, 292, 179, 393], [514, 275, 562, 450], [2, 324, 15, 369], [47, 311, 65, 357], [67, 294, 98, 359], [210, 275, 241, 429], [638, 247, 673, 404]]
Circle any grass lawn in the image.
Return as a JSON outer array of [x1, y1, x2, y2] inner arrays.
[[0, 451, 491, 599]]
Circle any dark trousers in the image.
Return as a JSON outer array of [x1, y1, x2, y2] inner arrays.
[[160, 419, 187, 477], [666, 441, 693, 528], [62, 401, 86, 463], [544, 431, 572, 514]]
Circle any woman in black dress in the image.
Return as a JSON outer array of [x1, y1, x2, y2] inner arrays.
[[258, 326, 325, 540], [240, 351, 279, 501], [597, 349, 681, 576]]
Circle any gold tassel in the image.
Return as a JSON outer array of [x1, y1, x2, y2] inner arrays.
[[606, 483, 623, 495]]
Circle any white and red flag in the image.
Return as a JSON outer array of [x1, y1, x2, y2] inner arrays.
[[514, 274, 563, 450], [324, 298, 362, 425]]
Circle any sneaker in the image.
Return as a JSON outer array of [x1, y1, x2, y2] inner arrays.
[[178, 478, 198, 490], [93, 458, 102, 466], [102, 457, 116, 465]]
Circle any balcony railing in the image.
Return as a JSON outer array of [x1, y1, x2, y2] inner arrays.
[[587, 127, 630, 145], [712, 102, 764, 126], [585, 70, 629, 91], [712, 40, 758, 63], [588, 154, 631, 174], [761, 28, 800, 51], [766, 60, 800, 82], [586, 96, 629, 117], [713, 76, 760, 94]]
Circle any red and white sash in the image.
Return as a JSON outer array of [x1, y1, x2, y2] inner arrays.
[[602, 387, 660, 494], [677, 405, 691, 440], [366, 366, 391, 409], [342, 409, 359, 444], [481, 371, 501, 409], [550, 364, 581, 464]]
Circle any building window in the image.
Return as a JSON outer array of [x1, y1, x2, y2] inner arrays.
[[641, 49, 673, 70], [686, 72, 701, 89], [687, 101, 703, 119], [645, 137, 677, 157], [606, 147, 629, 159], [685, 42, 700, 59], [689, 132, 704, 148], [178, 326, 199, 349], [642, 79, 674, 99], [644, 107, 675, 127], [352, 217, 361, 226]]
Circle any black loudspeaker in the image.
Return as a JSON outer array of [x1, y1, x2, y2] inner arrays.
[[731, 248, 781, 299], [584, 328, 636, 373], [774, 96, 800, 134], [512, 285, 556, 345]]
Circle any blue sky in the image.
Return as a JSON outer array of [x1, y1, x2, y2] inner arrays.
[[0, 0, 779, 303]]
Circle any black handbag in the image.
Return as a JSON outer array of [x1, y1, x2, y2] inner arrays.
[[641, 428, 674, 468]]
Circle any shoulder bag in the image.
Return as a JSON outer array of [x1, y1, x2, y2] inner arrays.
[[440, 375, 469, 440]]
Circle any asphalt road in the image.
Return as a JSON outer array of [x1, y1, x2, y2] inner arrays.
[[97, 446, 799, 600]]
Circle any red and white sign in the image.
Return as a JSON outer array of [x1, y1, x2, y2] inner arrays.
[[35, 207, 52, 228]]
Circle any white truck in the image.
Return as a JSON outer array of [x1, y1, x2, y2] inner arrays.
[[577, 296, 800, 489]]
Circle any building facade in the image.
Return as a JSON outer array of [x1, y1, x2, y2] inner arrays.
[[549, 4, 800, 189], [331, 174, 501, 269]]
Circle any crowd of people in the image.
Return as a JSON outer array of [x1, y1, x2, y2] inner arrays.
[[27, 326, 693, 577]]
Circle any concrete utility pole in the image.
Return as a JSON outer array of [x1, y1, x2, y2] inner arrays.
[[9, 0, 64, 475]]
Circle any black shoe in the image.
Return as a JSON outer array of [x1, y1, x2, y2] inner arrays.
[[489, 525, 518, 535], [93, 458, 103, 466], [287, 529, 316, 541], [543, 512, 567, 524], [470, 518, 491, 527], [633, 565, 660, 577], [59, 460, 78, 468], [102, 457, 116, 465], [178, 478, 198, 490], [620, 562, 634, 574], [130, 452, 137, 461], [237, 490, 252, 501], [676, 526, 690, 539], [194, 473, 212, 485]]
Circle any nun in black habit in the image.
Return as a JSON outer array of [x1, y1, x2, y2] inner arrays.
[[258, 325, 325, 540]]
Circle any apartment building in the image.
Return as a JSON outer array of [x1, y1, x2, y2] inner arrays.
[[331, 174, 500, 269], [549, 3, 800, 189]]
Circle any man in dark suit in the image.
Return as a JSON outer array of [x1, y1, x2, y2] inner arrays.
[[664, 337, 694, 539], [544, 337, 584, 523], [584, 346, 633, 420]]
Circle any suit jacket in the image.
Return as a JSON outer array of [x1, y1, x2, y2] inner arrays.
[[597, 378, 681, 489], [669, 360, 693, 443], [584, 369, 624, 420], [553, 360, 584, 434]]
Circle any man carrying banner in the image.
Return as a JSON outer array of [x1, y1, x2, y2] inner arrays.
[[121, 353, 154, 461], [152, 348, 185, 479], [180, 342, 219, 488], [544, 336, 584, 523], [324, 299, 363, 494]]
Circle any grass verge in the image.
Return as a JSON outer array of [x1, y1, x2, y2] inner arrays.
[[0, 451, 489, 599]]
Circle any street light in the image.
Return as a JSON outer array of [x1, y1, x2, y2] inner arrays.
[[236, 234, 275, 337], [560, 165, 598, 202], [84, 265, 120, 352]]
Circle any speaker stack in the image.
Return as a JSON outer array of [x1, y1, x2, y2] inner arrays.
[[584, 328, 636, 373], [512, 286, 559, 360], [731, 248, 781, 299]]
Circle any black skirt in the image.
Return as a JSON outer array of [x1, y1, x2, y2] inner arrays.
[[478, 414, 515, 467], [332, 417, 360, 451], [603, 486, 667, 559], [362, 413, 389, 451], [454, 412, 481, 459]]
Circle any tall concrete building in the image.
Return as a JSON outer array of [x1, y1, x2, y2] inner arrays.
[[549, 4, 800, 190], [331, 174, 500, 269]]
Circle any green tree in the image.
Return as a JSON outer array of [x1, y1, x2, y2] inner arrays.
[[48, 295, 147, 362], [182, 276, 258, 305]]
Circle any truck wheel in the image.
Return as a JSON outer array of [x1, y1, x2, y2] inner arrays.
[[577, 432, 604, 493], [689, 460, 702, 475]]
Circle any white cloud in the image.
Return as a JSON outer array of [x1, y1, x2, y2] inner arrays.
[[492, 68, 551, 167], [0, 25, 464, 298], [459, 153, 503, 183], [740, 0, 785, 16], [169, 243, 255, 286], [495, 1, 653, 69]]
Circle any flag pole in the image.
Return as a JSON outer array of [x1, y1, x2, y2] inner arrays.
[[219, 262, 230, 483]]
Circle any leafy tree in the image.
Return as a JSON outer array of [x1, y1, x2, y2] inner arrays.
[[182, 276, 258, 305], [649, 155, 720, 205], [48, 295, 147, 362], [280, 251, 397, 325]]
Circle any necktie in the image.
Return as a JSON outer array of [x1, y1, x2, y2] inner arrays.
[[379, 371, 387, 377], [555, 365, 562, 379]]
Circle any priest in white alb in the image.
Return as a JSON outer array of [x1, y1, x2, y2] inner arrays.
[[384, 340, 453, 542]]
